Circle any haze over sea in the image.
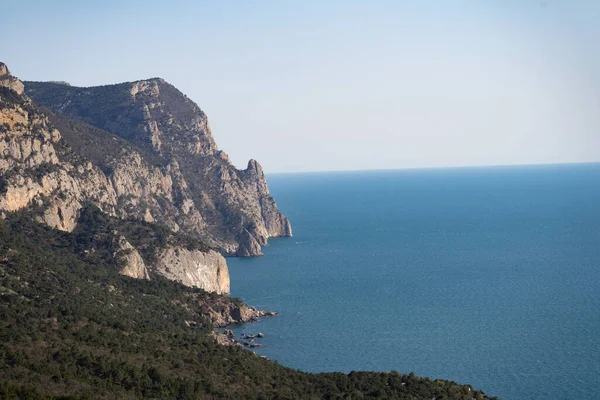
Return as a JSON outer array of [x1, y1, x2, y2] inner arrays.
[[228, 163, 600, 400]]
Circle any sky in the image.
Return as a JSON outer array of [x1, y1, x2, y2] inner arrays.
[[2, 0, 599, 172]]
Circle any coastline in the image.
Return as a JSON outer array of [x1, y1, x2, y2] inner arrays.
[[210, 300, 278, 347]]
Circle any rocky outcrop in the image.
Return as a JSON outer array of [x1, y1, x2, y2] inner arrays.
[[0, 98, 60, 174], [155, 246, 230, 294], [205, 303, 278, 328], [108, 153, 205, 233], [211, 330, 240, 347], [42, 110, 208, 236], [211, 330, 267, 347], [25, 77, 292, 256], [114, 235, 150, 280], [0, 62, 24, 95], [1, 164, 117, 232], [0, 70, 117, 231], [242, 159, 293, 238], [236, 228, 264, 256]]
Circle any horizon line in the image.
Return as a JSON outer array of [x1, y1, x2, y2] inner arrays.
[[264, 160, 600, 175]]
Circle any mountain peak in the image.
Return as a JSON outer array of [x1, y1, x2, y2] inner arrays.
[[0, 62, 9, 77], [0, 61, 24, 95], [129, 79, 161, 99], [22, 71, 292, 257], [246, 159, 263, 174]]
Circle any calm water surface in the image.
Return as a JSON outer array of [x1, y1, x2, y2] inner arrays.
[[228, 164, 600, 400]]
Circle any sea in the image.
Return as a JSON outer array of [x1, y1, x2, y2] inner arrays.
[[228, 163, 600, 400]]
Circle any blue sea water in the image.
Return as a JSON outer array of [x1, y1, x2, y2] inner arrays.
[[228, 163, 600, 400]]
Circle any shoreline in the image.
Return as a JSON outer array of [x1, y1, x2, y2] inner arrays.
[[212, 306, 277, 347]]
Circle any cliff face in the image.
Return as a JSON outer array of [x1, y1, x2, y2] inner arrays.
[[42, 110, 207, 236], [155, 247, 230, 295], [0, 61, 287, 294], [0, 63, 24, 95], [0, 64, 117, 231], [114, 235, 151, 280], [25, 78, 292, 256]]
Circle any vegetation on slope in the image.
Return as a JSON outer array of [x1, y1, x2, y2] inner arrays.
[[39, 105, 164, 173], [74, 204, 212, 266], [0, 212, 495, 399]]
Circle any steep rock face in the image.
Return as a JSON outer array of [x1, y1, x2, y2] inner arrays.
[[0, 63, 230, 294], [242, 159, 293, 238], [114, 235, 150, 280], [43, 111, 207, 235], [236, 228, 264, 257], [25, 78, 292, 255], [108, 153, 205, 233], [0, 62, 24, 95], [155, 247, 230, 294], [0, 73, 117, 231]]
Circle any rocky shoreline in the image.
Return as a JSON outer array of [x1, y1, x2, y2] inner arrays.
[[212, 328, 268, 348], [210, 304, 276, 347], [208, 303, 278, 328]]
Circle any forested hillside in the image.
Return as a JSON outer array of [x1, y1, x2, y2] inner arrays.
[[0, 212, 494, 399]]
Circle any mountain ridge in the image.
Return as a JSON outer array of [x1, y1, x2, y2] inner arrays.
[[1, 60, 290, 294], [24, 76, 292, 256]]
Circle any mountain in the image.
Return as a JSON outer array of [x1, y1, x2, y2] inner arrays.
[[24, 77, 292, 257], [2, 60, 293, 293], [1, 62, 233, 293]]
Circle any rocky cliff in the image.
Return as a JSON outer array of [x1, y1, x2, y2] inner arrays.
[[155, 246, 230, 294], [0, 63, 24, 95], [0, 63, 117, 231], [25, 77, 292, 256], [1, 61, 291, 295], [114, 234, 151, 280]]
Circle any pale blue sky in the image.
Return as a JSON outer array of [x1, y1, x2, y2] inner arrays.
[[3, 1, 599, 172]]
